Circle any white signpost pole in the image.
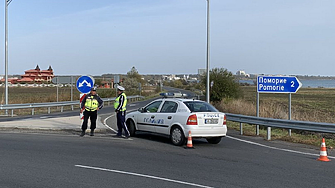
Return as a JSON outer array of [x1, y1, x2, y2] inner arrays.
[[256, 92, 259, 136], [71, 76, 74, 110], [288, 93, 292, 136], [56, 77, 59, 102]]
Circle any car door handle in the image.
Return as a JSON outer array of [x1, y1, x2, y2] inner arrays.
[[168, 116, 172, 119], [151, 115, 155, 118]]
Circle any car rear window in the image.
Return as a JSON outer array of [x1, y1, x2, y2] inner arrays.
[[183, 101, 219, 112]]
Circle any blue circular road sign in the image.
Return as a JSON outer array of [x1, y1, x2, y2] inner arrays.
[[76, 75, 95, 94]]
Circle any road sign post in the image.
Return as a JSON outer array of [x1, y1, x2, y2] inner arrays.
[[77, 76, 94, 120], [76, 75, 95, 94], [114, 75, 120, 97], [256, 76, 302, 140]]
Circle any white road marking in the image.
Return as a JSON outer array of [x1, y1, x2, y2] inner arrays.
[[102, 109, 137, 134], [75, 164, 213, 188], [103, 114, 117, 133], [226, 135, 335, 159], [39, 116, 51, 119]]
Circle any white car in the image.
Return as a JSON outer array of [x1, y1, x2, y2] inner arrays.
[[125, 94, 227, 146]]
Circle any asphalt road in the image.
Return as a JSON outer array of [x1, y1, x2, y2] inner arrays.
[[1, 129, 334, 188]]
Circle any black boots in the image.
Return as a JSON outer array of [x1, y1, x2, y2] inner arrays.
[[80, 130, 85, 137], [80, 130, 94, 137]]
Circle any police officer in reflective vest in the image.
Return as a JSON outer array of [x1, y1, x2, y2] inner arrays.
[[80, 87, 103, 136], [114, 85, 129, 138]]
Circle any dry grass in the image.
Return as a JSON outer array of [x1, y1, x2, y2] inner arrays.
[[0, 87, 81, 104], [0, 86, 157, 116], [216, 86, 335, 123]]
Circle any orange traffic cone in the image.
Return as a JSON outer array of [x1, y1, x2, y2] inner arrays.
[[185, 131, 194, 149], [317, 138, 330, 162]]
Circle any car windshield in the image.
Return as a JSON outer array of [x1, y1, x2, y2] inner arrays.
[[183, 101, 219, 112]]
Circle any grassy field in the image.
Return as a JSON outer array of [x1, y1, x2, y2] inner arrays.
[[217, 86, 335, 123], [214, 86, 335, 148], [1, 87, 80, 104], [2, 85, 334, 122], [0, 86, 156, 116], [0, 87, 80, 116]]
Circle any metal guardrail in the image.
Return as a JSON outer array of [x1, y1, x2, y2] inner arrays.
[[1, 97, 334, 140], [0, 95, 144, 117], [226, 113, 335, 140]]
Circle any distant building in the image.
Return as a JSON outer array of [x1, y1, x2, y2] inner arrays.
[[162, 74, 181, 81], [18, 65, 54, 83], [1, 65, 55, 84], [198, 69, 206, 76], [236, 70, 246, 75], [236, 70, 250, 78]]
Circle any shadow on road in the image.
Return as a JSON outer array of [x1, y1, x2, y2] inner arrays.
[[133, 131, 212, 146]]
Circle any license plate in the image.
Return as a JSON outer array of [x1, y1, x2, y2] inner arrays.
[[205, 119, 218, 124]]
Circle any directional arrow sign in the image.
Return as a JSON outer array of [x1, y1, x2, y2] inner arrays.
[[257, 76, 302, 93], [76, 75, 95, 94], [79, 80, 91, 88]]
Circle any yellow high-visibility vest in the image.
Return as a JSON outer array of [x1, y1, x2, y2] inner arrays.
[[85, 96, 99, 111], [114, 93, 127, 111]]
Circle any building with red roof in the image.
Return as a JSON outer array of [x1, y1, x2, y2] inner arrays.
[[18, 65, 54, 83], [0, 65, 55, 84]]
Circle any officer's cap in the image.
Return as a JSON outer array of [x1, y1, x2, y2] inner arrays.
[[91, 87, 97, 91], [117, 85, 125, 91]]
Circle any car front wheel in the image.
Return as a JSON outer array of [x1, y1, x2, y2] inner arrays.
[[170, 126, 185, 146], [206, 137, 222, 144], [127, 120, 136, 136]]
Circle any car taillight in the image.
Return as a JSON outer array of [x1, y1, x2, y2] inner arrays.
[[186, 114, 198, 125], [223, 114, 226, 126]]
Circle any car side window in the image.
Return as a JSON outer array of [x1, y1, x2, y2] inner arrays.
[[144, 101, 162, 113], [160, 101, 178, 113]]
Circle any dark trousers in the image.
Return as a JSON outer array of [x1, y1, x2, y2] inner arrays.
[[82, 110, 97, 131], [116, 111, 129, 136]]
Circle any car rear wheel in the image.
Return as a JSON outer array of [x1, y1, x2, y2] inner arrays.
[[170, 126, 185, 146], [127, 120, 136, 136], [206, 137, 222, 144]]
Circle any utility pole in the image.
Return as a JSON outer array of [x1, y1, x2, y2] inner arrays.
[[5, 0, 13, 114], [206, 0, 210, 103]]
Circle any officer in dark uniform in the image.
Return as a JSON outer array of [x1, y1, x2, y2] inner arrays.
[[114, 85, 129, 138], [80, 86, 103, 136]]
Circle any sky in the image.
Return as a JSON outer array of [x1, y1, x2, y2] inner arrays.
[[0, 0, 334, 76]]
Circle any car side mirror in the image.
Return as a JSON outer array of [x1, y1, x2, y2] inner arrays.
[[138, 107, 146, 113]]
